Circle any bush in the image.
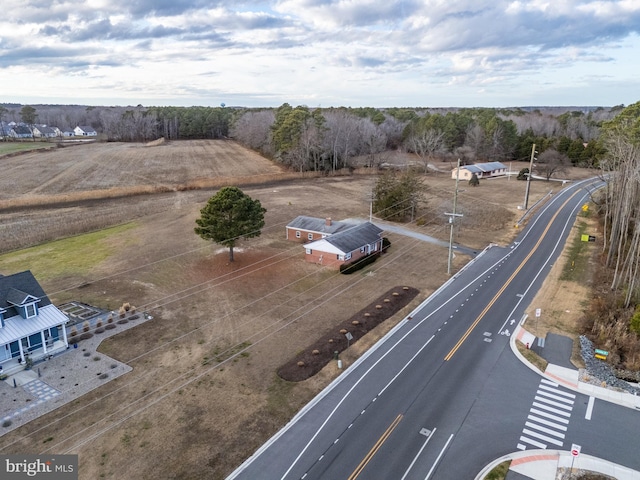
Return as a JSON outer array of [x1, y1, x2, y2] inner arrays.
[[340, 252, 380, 274], [630, 307, 640, 336], [382, 237, 391, 252], [82, 321, 90, 333]]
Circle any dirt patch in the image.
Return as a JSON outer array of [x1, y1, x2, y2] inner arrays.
[[278, 286, 419, 381]]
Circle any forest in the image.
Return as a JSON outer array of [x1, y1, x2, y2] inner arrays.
[[0, 102, 621, 175]]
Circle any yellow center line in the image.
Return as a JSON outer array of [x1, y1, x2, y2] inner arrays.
[[444, 189, 582, 361], [348, 414, 403, 480]]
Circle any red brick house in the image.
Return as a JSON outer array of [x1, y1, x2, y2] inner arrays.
[[303, 222, 384, 269], [286, 216, 355, 243]]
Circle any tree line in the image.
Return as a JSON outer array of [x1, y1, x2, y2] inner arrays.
[[0, 103, 621, 172], [231, 104, 619, 173]]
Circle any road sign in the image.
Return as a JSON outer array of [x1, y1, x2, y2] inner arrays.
[[595, 349, 609, 356], [535, 308, 541, 318], [571, 444, 581, 457]]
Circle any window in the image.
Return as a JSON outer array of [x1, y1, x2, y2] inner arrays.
[[25, 303, 37, 318], [360, 246, 366, 254], [308, 233, 313, 240], [345, 252, 352, 260], [295, 231, 301, 238], [338, 254, 344, 261], [305, 248, 312, 254]]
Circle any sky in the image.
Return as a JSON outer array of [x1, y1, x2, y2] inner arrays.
[[1, 0, 639, 108]]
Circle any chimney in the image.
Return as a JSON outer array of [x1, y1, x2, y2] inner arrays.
[[325, 218, 332, 226]]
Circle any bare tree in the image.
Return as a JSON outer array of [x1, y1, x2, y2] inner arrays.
[[534, 149, 569, 181], [406, 128, 445, 173]]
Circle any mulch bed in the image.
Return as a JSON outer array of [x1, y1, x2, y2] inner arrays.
[[278, 286, 419, 382]]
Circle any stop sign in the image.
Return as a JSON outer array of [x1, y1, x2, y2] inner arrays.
[[571, 444, 581, 457]]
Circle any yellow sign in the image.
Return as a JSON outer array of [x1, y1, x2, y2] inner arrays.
[[595, 354, 607, 360], [582, 204, 589, 212]]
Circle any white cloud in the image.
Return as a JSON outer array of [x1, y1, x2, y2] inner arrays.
[[0, 0, 638, 107]]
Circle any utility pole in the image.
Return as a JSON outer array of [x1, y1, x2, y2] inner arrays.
[[523, 143, 537, 210], [446, 159, 463, 275]]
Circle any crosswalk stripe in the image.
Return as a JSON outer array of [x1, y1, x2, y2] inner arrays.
[[531, 402, 571, 417], [522, 428, 564, 446], [519, 435, 547, 449], [536, 389, 575, 404], [527, 414, 568, 430], [525, 421, 566, 439], [534, 395, 573, 410], [541, 379, 558, 387], [517, 443, 527, 451], [538, 384, 576, 399]]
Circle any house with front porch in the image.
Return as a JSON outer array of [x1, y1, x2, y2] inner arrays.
[[0, 271, 69, 375], [451, 161, 507, 180], [74, 125, 97, 136], [303, 222, 384, 269]]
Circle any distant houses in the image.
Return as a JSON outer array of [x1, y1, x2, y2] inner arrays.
[[0, 121, 98, 141], [74, 125, 97, 136]]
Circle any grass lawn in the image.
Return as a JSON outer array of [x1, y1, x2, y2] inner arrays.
[[0, 142, 54, 155], [0, 223, 137, 283]]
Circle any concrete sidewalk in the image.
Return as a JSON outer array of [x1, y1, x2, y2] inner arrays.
[[477, 450, 640, 480], [475, 324, 640, 479]]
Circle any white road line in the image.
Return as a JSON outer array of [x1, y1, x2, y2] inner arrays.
[[534, 396, 573, 411], [586, 396, 595, 420], [527, 414, 568, 430], [517, 443, 527, 451], [519, 436, 547, 449], [400, 428, 436, 480], [522, 429, 564, 447], [531, 402, 571, 418], [524, 421, 565, 439], [541, 379, 559, 387], [530, 408, 570, 424], [536, 390, 575, 405], [538, 384, 576, 399], [425, 434, 454, 480]]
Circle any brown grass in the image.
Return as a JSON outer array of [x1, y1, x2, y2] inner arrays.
[[0, 142, 598, 480]]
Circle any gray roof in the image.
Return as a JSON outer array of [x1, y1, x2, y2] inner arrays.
[[287, 215, 355, 235], [460, 162, 506, 173], [0, 271, 51, 318], [77, 125, 96, 132], [316, 222, 383, 253]]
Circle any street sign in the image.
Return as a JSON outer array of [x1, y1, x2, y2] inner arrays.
[[535, 308, 541, 318], [595, 349, 609, 356], [571, 444, 581, 457]]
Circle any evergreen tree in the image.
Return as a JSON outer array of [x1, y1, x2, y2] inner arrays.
[[195, 187, 266, 262]]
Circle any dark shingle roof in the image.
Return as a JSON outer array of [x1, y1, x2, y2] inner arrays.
[[322, 222, 383, 253], [287, 215, 355, 235], [0, 271, 51, 318]]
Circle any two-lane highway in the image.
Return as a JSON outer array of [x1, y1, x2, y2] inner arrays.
[[228, 178, 639, 480]]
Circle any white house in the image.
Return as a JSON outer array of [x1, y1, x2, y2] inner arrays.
[[74, 125, 97, 136], [451, 162, 507, 180], [0, 271, 70, 375]]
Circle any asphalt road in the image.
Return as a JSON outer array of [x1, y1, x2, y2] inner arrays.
[[228, 178, 639, 480]]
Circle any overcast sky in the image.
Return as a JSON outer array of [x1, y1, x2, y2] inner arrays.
[[1, 0, 639, 108]]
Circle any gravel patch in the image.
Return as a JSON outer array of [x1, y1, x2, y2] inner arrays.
[[579, 335, 640, 395]]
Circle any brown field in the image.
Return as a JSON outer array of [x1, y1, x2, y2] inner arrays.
[[0, 141, 595, 479]]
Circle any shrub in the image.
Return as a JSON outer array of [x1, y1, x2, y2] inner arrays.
[[107, 315, 113, 324], [96, 320, 103, 328], [70, 327, 78, 337], [95, 327, 105, 334], [82, 321, 90, 333], [123, 302, 131, 312], [340, 252, 380, 274], [630, 307, 640, 336]]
